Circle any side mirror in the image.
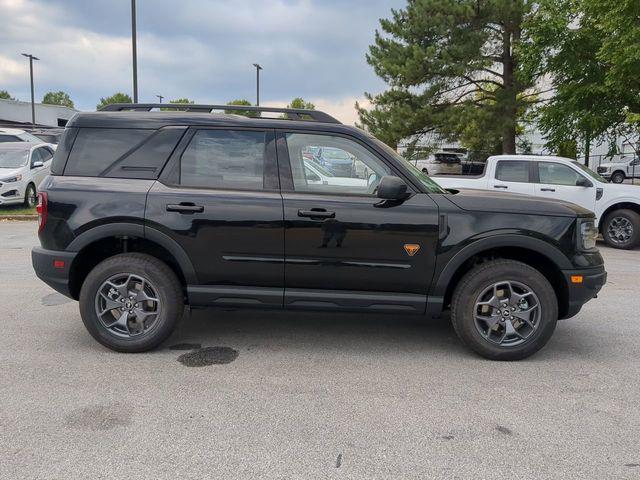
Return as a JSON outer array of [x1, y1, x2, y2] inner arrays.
[[377, 176, 409, 200], [31, 160, 44, 169], [576, 177, 592, 187]]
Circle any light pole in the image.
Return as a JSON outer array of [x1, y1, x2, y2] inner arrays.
[[131, 0, 138, 103], [156, 94, 164, 103], [252, 63, 262, 106], [21, 53, 39, 126]]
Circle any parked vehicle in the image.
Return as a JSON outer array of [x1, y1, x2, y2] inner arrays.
[[28, 128, 65, 145], [597, 156, 640, 183], [0, 128, 43, 144], [32, 104, 605, 360], [435, 155, 640, 249], [314, 146, 355, 177], [415, 152, 484, 175], [0, 142, 54, 207], [303, 160, 368, 189]]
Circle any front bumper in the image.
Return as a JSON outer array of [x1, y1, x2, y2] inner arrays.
[[0, 180, 26, 205], [561, 265, 607, 319], [32, 247, 77, 299]]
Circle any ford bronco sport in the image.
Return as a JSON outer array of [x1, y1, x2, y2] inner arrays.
[[32, 104, 606, 360]]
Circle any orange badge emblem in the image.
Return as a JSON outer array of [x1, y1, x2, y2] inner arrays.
[[404, 244, 420, 256]]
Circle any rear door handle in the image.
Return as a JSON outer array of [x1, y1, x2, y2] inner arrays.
[[493, 185, 508, 189], [298, 208, 335, 219], [540, 188, 556, 192], [166, 203, 204, 213]]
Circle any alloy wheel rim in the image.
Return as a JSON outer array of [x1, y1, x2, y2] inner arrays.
[[94, 273, 161, 338], [27, 188, 36, 207], [607, 217, 633, 244], [473, 280, 541, 347]]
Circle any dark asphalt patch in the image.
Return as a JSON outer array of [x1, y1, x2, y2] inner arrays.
[[169, 343, 202, 351], [336, 453, 343, 468], [41, 292, 72, 306], [177, 346, 239, 367], [64, 404, 131, 431], [496, 425, 513, 435]]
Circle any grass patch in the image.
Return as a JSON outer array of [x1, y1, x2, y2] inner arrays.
[[0, 204, 36, 215]]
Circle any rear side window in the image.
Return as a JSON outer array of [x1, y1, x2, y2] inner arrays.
[[0, 135, 21, 143], [64, 128, 153, 176], [180, 129, 266, 190], [495, 160, 530, 182]]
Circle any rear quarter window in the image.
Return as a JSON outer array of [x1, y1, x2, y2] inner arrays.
[[63, 128, 153, 177]]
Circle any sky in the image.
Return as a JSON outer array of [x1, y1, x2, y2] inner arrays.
[[0, 0, 405, 124]]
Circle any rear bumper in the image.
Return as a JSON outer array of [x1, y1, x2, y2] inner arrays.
[[561, 265, 607, 319], [31, 247, 77, 299]]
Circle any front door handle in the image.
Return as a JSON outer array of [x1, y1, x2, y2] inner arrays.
[[540, 188, 556, 192], [298, 208, 335, 219], [166, 203, 204, 213], [493, 185, 508, 189]]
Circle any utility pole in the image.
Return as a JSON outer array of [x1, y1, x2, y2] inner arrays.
[[21, 53, 39, 126], [252, 63, 262, 106], [131, 0, 138, 103], [156, 94, 164, 103]]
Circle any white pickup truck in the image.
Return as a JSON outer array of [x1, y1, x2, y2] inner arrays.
[[434, 155, 640, 249]]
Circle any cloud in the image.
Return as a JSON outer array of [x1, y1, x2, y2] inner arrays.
[[1, 0, 402, 117]]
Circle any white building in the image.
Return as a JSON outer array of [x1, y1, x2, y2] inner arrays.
[[0, 98, 77, 128]]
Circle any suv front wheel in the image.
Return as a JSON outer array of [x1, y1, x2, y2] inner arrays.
[[451, 260, 558, 361], [79, 253, 184, 352]]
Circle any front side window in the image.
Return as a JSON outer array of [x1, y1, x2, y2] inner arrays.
[[495, 161, 530, 182], [285, 133, 393, 195], [180, 129, 266, 190], [539, 162, 585, 186]]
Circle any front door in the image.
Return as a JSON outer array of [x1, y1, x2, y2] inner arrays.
[[534, 162, 597, 212], [277, 131, 440, 313], [145, 127, 284, 307]]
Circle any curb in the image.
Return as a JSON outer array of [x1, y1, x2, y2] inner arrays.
[[0, 215, 38, 221]]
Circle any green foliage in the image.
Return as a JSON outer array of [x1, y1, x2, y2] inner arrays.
[[286, 97, 315, 110], [42, 91, 74, 108], [0, 90, 14, 100], [96, 92, 132, 110], [225, 99, 258, 117], [162, 98, 195, 111], [358, 0, 542, 154]]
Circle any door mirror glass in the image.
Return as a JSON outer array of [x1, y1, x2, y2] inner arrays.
[[31, 160, 44, 169], [376, 176, 408, 200], [576, 176, 592, 187]]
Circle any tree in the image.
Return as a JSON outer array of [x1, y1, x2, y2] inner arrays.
[[357, 0, 542, 153], [0, 90, 14, 100], [524, 0, 640, 165], [96, 92, 132, 110], [225, 99, 258, 117], [286, 97, 315, 110], [42, 91, 74, 108], [163, 98, 195, 111]]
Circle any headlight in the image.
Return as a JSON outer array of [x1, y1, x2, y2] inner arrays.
[[0, 174, 22, 183], [578, 219, 598, 250]]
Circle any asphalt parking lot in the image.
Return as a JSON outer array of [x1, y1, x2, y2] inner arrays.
[[1, 220, 639, 480]]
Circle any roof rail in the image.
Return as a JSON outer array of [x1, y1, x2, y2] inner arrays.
[[99, 103, 341, 124]]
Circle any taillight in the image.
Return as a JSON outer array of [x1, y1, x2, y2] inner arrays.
[[36, 191, 48, 233]]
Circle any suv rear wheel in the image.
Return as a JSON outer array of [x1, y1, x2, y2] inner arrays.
[[602, 209, 640, 249], [451, 260, 558, 360], [79, 253, 184, 352]]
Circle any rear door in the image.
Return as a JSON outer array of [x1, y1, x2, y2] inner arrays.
[[491, 159, 535, 195], [145, 127, 284, 307], [534, 161, 597, 211]]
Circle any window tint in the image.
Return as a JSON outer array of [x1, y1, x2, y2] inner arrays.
[[180, 129, 266, 190], [30, 149, 43, 166], [495, 161, 530, 182], [38, 147, 53, 161], [64, 128, 153, 176], [285, 133, 393, 195], [0, 135, 21, 143], [538, 162, 584, 186]]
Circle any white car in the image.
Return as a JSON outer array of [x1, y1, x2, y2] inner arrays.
[[596, 156, 640, 183], [0, 128, 43, 144], [303, 160, 368, 188], [0, 142, 55, 207], [434, 154, 640, 249]]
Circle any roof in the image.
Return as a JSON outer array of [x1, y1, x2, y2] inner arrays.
[[0, 141, 39, 150], [0, 127, 29, 134], [489, 154, 576, 163]]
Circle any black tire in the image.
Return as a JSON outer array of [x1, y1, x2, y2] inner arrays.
[[602, 209, 640, 249], [611, 171, 625, 183], [421, 168, 429, 174], [451, 259, 558, 361], [24, 183, 36, 207], [79, 253, 184, 352]]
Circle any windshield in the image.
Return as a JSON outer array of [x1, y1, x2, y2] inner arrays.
[[572, 161, 607, 183], [371, 138, 448, 194], [0, 150, 28, 168], [321, 148, 350, 160]]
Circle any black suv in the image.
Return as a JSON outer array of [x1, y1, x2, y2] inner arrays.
[[32, 104, 606, 360]]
